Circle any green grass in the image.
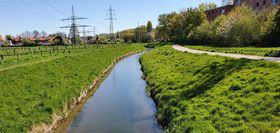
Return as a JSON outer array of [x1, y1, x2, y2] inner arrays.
[[185, 45, 280, 56], [144, 42, 172, 48], [140, 46, 280, 132], [0, 44, 144, 133], [0, 45, 126, 70]]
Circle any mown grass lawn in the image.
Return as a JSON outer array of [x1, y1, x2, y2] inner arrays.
[[140, 46, 280, 132], [0, 44, 144, 133], [185, 45, 280, 56]]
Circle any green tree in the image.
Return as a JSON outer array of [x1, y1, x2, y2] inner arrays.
[[263, 7, 280, 46], [147, 21, 153, 42], [198, 2, 217, 11], [147, 21, 153, 33], [226, 5, 260, 46], [189, 20, 211, 45], [171, 8, 207, 43], [5, 35, 13, 41], [135, 25, 149, 42], [157, 12, 177, 41], [120, 29, 135, 43], [208, 15, 228, 45]]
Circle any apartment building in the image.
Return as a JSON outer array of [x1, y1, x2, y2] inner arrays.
[[205, 0, 280, 21]]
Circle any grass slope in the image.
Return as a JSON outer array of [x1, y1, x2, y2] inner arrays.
[[140, 46, 280, 132], [0, 44, 144, 133], [186, 45, 280, 56]]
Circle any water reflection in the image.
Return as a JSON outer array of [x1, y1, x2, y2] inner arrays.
[[64, 52, 163, 133]]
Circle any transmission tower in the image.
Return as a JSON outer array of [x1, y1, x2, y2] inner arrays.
[[106, 5, 117, 41], [60, 5, 90, 45], [79, 25, 92, 44], [92, 26, 96, 37]]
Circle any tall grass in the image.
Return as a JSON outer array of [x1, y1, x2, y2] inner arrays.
[[0, 44, 144, 132], [140, 46, 280, 132]]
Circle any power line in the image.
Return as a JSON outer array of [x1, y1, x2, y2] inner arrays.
[[22, 0, 61, 20], [93, 26, 96, 37], [0, 1, 56, 20], [79, 26, 93, 44], [60, 5, 90, 45], [41, 0, 68, 16], [106, 5, 117, 41]]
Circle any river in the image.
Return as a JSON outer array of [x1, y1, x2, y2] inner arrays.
[[64, 52, 163, 133]]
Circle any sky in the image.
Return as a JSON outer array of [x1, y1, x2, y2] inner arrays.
[[0, 0, 221, 36]]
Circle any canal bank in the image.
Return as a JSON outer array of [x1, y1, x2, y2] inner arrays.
[[62, 52, 162, 133], [29, 50, 146, 133], [64, 53, 163, 133]]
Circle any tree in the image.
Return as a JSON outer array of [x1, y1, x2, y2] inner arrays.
[[198, 2, 217, 11], [5, 35, 13, 41], [32, 30, 40, 38], [226, 5, 260, 46], [147, 21, 153, 41], [171, 8, 207, 43], [262, 7, 280, 46], [147, 21, 153, 33], [120, 29, 135, 43], [189, 20, 211, 45], [208, 15, 228, 45], [157, 12, 177, 41], [40, 31, 48, 38], [135, 25, 149, 43]]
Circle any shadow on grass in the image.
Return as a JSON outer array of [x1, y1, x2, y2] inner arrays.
[[182, 58, 250, 99]]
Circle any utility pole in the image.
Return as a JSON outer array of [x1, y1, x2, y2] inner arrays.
[[60, 5, 89, 45], [106, 5, 117, 42]]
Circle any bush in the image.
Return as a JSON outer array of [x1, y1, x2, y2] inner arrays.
[[22, 38, 36, 46], [262, 7, 280, 46], [144, 42, 171, 48], [188, 20, 211, 45], [225, 5, 260, 46], [208, 15, 228, 46]]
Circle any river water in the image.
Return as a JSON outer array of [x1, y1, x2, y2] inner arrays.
[[64, 52, 163, 133]]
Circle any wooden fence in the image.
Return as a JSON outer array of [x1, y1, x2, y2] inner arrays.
[[0, 44, 121, 62]]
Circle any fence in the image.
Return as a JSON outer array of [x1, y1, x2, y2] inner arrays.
[[0, 44, 122, 62]]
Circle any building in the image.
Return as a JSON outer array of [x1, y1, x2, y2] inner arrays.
[[0, 36, 4, 46], [205, 0, 280, 21], [205, 5, 234, 21], [235, 0, 280, 11]]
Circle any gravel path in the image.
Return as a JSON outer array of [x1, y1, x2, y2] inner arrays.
[[172, 45, 280, 63]]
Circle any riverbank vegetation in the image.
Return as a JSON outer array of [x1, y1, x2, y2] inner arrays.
[[185, 45, 280, 56], [0, 44, 144, 132], [156, 3, 280, 47], [140, 46, 280, 132]]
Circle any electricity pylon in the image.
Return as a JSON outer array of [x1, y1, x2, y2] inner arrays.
[[106, 5, 117, 41], [60, 5, 89, 45]]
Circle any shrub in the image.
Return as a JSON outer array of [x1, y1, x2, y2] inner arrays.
[[225, 5, 260, 46], [262, 7, 280, 46], [208, 15, 228, 46], [188, 20, 211, 45]]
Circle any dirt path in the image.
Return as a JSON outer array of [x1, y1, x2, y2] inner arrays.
[[172, 45, 280, 63]]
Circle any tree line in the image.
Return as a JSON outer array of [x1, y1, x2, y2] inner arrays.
[[116, 21, 154, 43], [1, 31, 68, 46], [155, 3, 280, 47]]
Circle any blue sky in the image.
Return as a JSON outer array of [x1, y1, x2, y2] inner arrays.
[[0, 0, 221, 36]]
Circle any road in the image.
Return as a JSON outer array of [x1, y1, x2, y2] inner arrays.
[[172, 45, 280, 63]]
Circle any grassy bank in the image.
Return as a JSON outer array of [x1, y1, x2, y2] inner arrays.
[[185, 45, 280, 56], [0, 44, 144, 133], [140, 46, 280, 132]]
